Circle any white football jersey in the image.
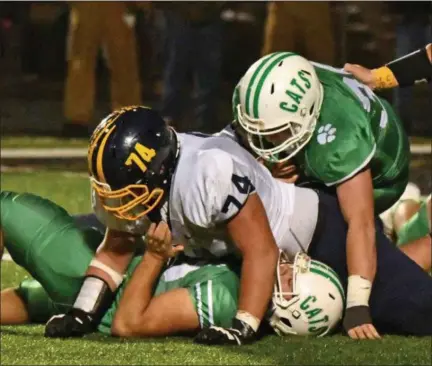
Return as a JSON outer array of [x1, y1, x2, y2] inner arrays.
[[168, 133, 319, 260]]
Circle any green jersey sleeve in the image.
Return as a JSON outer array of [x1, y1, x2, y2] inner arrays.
[[302, 69, 377, 186], [98, 259, 240, 334], [155, 262, 240, 329], [187, 266, 239, 328]]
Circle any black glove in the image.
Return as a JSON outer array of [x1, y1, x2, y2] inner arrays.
[[194, 317, 257, 346], [342, 305, 372, 333], [44, 308, 95, 338]]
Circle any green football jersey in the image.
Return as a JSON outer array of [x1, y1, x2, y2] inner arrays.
[[396, 197, 431, 246], [98, 257, 240, 334], [296, 63, 410, 213], [17, 259, 240, 333], [1, 191, 240, 333]]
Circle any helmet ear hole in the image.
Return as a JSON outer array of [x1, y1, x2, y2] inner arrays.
[[309, 103, 315, 115], [270, 83, 275, 95], [280, 317, 292, 328], [328, 293, 336, 300]]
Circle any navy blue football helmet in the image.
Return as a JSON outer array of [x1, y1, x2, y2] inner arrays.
[[88, 106, 179, 221]]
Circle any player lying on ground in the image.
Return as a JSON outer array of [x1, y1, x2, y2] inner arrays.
[[344, 43, 432, 89], [230, 52, 423, 338], [44, 107, 432, 344], [0, 191, 344, 338], [380, 186, 431, 272]]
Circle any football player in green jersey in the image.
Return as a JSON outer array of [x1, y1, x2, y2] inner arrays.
[[0, 191, 241, 335], [232, 52, 412, 340], [384, 192, 431, 272], [0, 191, 344, 338], [394, 195, 431, 246]]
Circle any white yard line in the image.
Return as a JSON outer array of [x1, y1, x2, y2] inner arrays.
[[1, 148, 87, 159], [410, 145, 432, 154], [2, 253, 12, 261], [1, 144, 431, 159]]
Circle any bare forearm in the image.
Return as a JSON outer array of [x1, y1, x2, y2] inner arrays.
[[238, 248, 278, 321], [86, 230, 138, 291], [113, 252, 164, 332], [346, 221, 376, 281]]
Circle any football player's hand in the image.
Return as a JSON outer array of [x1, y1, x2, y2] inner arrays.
[[257, 158, 299, 184], [271, 162, 299, 184], [343, 306, 381, 340], [343, 64, 376, 90], [145, 221, 184, 260], [44, 308, 94, 338], [194, 317, 256, 346]]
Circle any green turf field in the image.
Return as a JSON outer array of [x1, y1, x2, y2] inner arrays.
[[1, 136, 89, 149], [1, 135, 431, 149], [1, 171, 431, 365]]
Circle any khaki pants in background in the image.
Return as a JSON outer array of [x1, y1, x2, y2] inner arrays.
[[262, 1, 335, 65], [64, 2, 142, 124]]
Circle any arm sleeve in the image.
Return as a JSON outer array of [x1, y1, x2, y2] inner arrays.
[[386, 45, 432, 87], [182, 149, 256, 228]]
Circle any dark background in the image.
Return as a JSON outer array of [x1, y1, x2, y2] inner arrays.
[[0, 1, 431, 136]]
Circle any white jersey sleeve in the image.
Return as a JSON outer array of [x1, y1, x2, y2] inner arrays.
[[182, 149, 256, 228]]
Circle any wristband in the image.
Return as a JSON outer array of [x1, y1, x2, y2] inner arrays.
[[346, 275, 372, 309], [235, 311, 260, 332], [372, 66, 398, 89], [73, 276, 115, 323], [343, 306, 372, 330], [90, 258, 124, 288]]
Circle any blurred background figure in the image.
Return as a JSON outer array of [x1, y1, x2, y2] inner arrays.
[[157, 2, 226, 133], [261, 1, 335, 64], [0, 1, 431, 139], [63, 2, 142, 138], [0, 1, 430, 206], [386, 2, 432, 135]]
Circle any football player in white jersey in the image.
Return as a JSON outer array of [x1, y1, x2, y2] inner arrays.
[[46, 106, 283, 345], [43, 106, 337, 344], [45, 107, 432, 343]]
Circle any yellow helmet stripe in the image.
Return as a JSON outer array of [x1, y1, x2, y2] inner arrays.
[[88, 112, 122, 176], [96, 125, 117, 183]]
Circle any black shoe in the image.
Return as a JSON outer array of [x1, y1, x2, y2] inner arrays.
[[61, 123, 90, 139]]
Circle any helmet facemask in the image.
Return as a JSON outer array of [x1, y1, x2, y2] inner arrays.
[[90, 177, 165, 221], [270, 252, 312, 336], [236, 84, 322, 164], [269, 251, 345, 337]]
